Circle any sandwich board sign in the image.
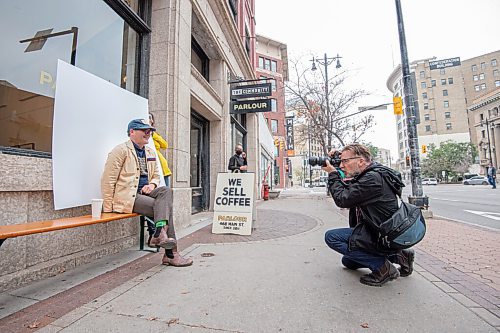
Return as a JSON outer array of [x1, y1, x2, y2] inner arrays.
[[212, 172, 255, 235]]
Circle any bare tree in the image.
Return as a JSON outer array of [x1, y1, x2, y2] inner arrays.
[[286, 56, 372, 155]]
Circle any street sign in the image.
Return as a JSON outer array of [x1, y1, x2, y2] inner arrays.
[[230, 83, 272, 99], [429, 57, 461, 70], [357, 105, 388, 111], [285, 117, 295, 156], [230, 99, 272, 114]]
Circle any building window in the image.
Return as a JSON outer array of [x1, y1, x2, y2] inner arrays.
[[399, 142, 403, 150], [472, 64, 478, 72], [479, 73, 485, 80], [473, 75, 479, 81], [446, 123, 452, 130], [421, 82, 427, 89], [419, 71, 425, 78], [271, 60, 277, 72], [494, 69, 499, 77], [475, 85, 480, 92], [482, 130, 486, 138], [481, 62, 486, 69], [271, 119, 278, 133], [0, 0, 147, 155], [259, 75, 267, 83], [228, 0, 238, 20], [443, 89, 448, 96], [445, 112, 451, 119], [271, 79, 276, 91], [444, 101, 449, 108], [422, 92, 428, 99], [244, 27, 251, 57], [425, 125, 431, 132], [448, 77, 453, 84], [480, 113, 484, 121], [441, 78, 446, 85], [424, 103, 429, 110], [495, 80, 500, 87], [481, 83, 487, 90], [192, 37, 210, 81], [440, 68, 446, 75], [271, 98, 277, 111], [431, 80, 436, 87], [265, 58, 271, 71], [493, 59, 498, 67], [424, 114, 430, 121], [258, 57, 264, 69]]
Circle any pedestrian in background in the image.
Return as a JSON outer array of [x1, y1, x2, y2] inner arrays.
[[228, 144, 248, 173], [149, 113, 172, 187], [487, 162, 497, 189], [323, 143, 414, 287]]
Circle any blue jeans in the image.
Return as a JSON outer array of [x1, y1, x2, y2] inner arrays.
[[164, 175, 170, 188], [488, 176, 496, 189], [325, 228, 386, 272]]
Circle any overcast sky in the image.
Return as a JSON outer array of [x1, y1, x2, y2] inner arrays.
[[255, 0, 500, 159]]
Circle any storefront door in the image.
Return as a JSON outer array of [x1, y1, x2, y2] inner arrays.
[[190, 111, 210, 213]]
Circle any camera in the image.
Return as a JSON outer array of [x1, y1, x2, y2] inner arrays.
[[308, 151, 341, 168]]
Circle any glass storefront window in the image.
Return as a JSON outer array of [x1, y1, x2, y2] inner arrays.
[[0, 0, 142, 154]]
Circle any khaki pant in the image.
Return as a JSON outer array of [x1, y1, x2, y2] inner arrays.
[[132, 186, 176, 239]]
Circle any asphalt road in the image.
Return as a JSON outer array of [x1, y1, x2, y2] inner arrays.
[[306, 183, 500, 230], [404, 183, 500, 230]]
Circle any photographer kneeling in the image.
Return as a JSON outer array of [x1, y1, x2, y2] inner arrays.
[[322, 143, 414, 287]]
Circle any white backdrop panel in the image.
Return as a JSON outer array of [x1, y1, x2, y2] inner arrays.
[[53, 60, 163, 210]]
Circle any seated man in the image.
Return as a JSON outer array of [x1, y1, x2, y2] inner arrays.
[[101, 119, 192, 267]]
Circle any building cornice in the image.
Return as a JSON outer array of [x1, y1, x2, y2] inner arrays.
[[468, 88, 500, 111]]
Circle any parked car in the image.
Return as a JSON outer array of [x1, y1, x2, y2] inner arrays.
[[422, 178, 438, 185], [463, 176, 489, 185]]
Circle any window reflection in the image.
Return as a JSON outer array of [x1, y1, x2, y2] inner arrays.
[[0, 0, 140, 153]]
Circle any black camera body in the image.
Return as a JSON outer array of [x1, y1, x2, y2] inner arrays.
[[308, 151, 341, 168]]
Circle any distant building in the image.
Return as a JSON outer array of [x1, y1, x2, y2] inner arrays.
[[374, 148, 391, 167], [255, 35, 289, 188], [387, 50, 500, 178]]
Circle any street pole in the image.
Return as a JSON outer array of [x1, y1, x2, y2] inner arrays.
[[485, 118, 493, 166], [395, 0, 428, 208], [308, 123, 313, 187], [324, 53, 331, 150]]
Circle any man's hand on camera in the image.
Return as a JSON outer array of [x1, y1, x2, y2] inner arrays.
[[327, 149, 338, 157], [322, 159, 337, 174]]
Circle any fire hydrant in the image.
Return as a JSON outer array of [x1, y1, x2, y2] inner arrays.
[[262, 183, 270, 201]]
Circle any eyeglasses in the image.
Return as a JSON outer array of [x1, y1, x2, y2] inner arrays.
[[340, 156, 362, 164], [136, 128, 152, 134]]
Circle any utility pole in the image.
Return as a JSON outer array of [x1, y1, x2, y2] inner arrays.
[[395, 0, 428, 208]]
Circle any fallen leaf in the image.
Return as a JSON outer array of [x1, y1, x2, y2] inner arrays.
[[309, 248, 316, 251], [181, 291, 190, 294], [167, 318, 179, 326], [147, 316, 159, 321], [361, 323, 369, 328], [201, 252, 215, 257], [58, 267, 66, 274], [27, 321, 40, 329], [304, 261, 311, 264]]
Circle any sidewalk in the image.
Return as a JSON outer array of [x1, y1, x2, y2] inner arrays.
[[0, 188, 499, 332]]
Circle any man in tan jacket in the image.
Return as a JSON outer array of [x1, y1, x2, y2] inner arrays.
[[101, 119, 192, 267]]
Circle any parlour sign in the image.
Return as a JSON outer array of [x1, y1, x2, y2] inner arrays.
[[212, 172, 255, 235], [230, 99, 271, 114]]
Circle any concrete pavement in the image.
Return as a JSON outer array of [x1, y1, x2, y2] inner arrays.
[[1, 187, 499, 332]]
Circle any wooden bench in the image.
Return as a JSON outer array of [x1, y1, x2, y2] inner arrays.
[[0, 213, 154, 251]]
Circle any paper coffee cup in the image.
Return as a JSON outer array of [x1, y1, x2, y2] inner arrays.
[[91, 199, 104, 218]]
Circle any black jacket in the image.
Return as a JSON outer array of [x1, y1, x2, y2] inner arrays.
[[328, 162, 405, 254], [228, 154, 247, 172]]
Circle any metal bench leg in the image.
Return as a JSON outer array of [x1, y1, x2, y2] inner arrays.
[[139, 216, 145, 250]]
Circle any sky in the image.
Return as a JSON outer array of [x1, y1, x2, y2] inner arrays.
[[255, 0, 500, 160]]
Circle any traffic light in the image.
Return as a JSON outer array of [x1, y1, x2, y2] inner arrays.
[[405, 155, 410, 167], [279, 141, 284, 151], [393, 96, 403, 115], [274, 138, 279, 147], [422, 145, 427, 154]]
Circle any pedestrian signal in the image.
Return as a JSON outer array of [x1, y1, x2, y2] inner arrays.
[[405, 155, 410, 167], [393, 96, 403, 115], [422, 145, 427, 154]]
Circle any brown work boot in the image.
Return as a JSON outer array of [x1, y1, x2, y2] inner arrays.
[[162, 252, 193, 267], [360, 260, 400, 287], [149, 227, 176, 249], [397, 249, 415, 277]]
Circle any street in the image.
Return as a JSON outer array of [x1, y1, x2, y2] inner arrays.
[[407, 184, 500, 230]]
